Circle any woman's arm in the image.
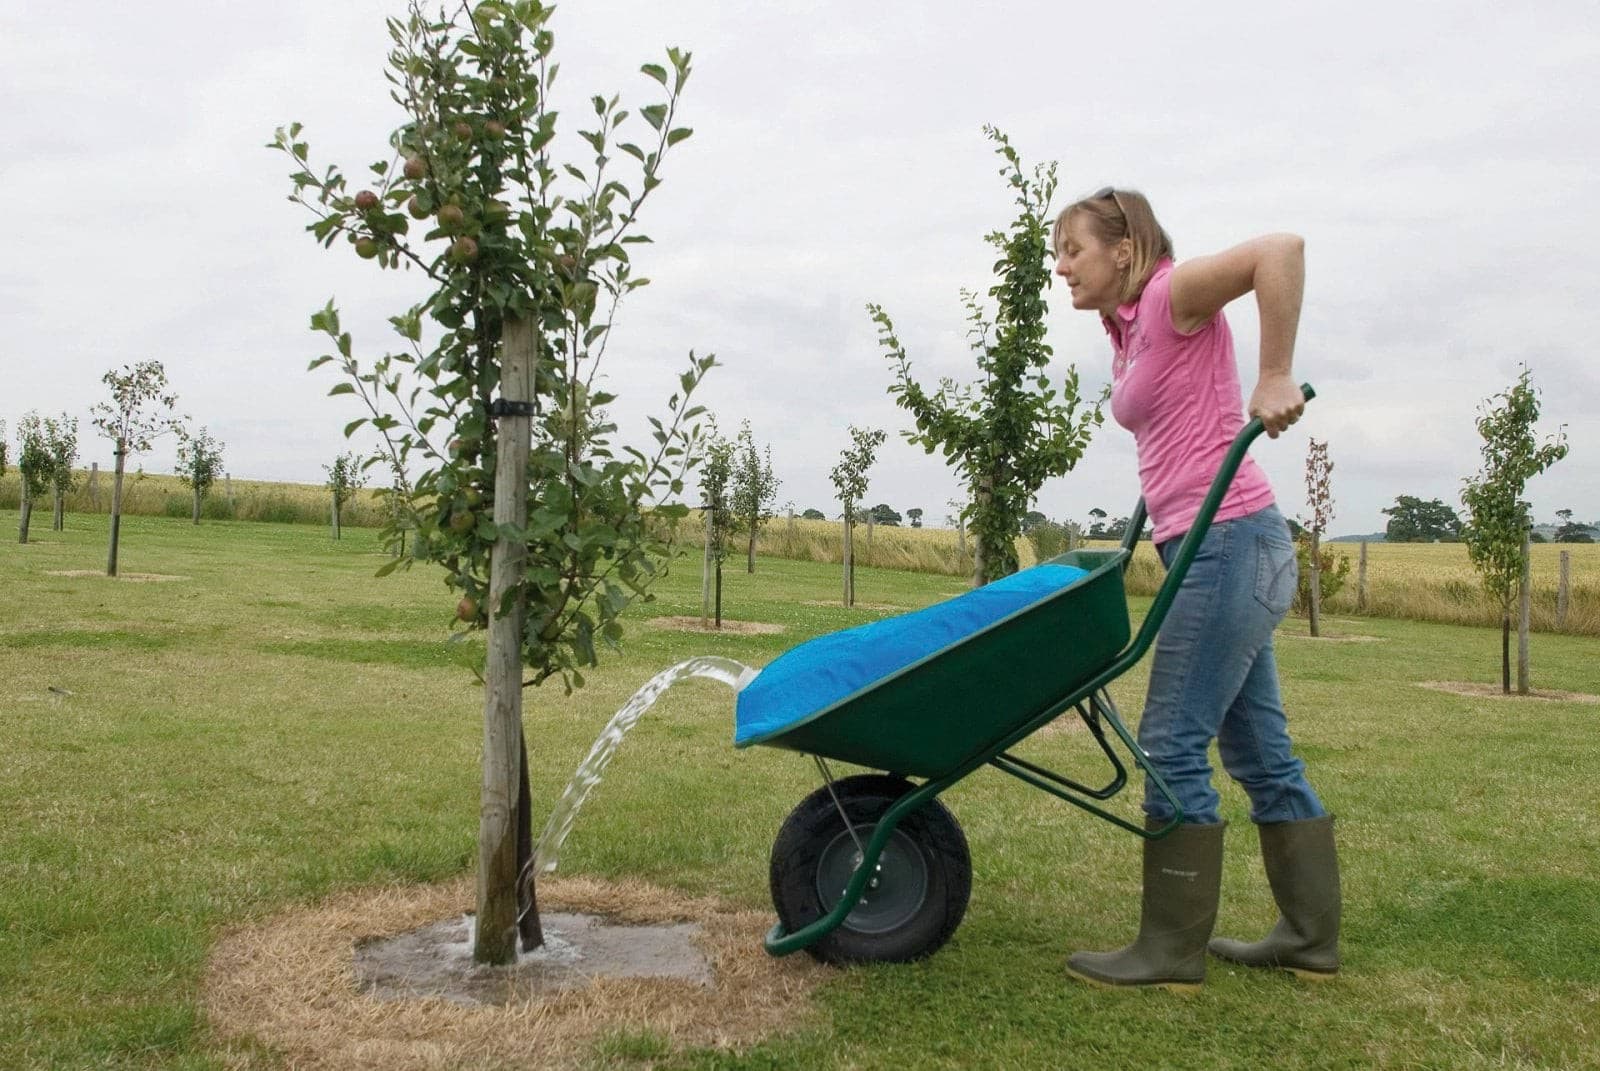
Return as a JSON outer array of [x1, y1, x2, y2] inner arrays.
[[1169, 233, 1306, 437]]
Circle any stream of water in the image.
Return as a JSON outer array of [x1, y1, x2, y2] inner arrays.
[[529, 656, 759, 878]]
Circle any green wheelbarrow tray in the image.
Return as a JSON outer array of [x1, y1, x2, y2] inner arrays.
[[748, 385, 1315, 960]]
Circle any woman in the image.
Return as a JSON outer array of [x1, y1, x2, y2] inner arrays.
[[1053, 188, 1340, 990]]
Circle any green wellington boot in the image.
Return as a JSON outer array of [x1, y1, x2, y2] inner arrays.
[[1067, 820, 1225, 992], [1209, 814, 1340, 980]]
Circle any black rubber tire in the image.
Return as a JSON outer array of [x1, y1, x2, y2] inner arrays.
[[769, 773, 971, 965]]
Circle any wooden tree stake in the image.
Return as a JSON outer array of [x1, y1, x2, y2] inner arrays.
[[476, 318, 536, 965]]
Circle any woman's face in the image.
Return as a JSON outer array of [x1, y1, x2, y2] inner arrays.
[[1054, 213, 1128, 316]]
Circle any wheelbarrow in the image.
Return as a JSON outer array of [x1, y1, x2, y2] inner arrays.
[[735, 386, 1315, 964]]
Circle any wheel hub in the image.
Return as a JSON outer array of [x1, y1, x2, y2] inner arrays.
[[814, 824, 929, 935]]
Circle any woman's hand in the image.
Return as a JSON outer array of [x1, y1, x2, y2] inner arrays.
[[1249, 375, 1305, 438]]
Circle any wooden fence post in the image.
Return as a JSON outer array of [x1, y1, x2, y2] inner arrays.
[[1556, 550, 1570, 630], [476, 317, 536, 964], [1357, 541, 1369, 613]]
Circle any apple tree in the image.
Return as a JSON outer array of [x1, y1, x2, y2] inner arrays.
[[14, 413, 51, 544], [90, 361, 184, 576], [874, 127, 1103, 586], [273, 0, 708, 963], [730, 419, 780, 574], [1460, 366, 1567, 694], [829, 425, 885, 607], [42, 415, 79, 532], [324, 450, 368, 539], [176, 426, 226, 525]]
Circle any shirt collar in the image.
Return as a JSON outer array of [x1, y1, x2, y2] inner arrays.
[[1101, 257, 1175, 339]]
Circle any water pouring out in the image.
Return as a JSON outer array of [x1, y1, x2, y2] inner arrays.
[[531, 657, 758, 877]]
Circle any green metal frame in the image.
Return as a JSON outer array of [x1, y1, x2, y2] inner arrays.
[[763, 386, 1315, 957]]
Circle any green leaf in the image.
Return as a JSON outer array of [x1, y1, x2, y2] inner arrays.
[[640, 104, 667, 131], [328, 383, 356, 397], [666, 126, 693, 147], [640, 63, 668, 86]]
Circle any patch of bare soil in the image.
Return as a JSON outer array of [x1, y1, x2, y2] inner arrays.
[[203, 876, 827, 1071], [801, 600, 905, 612], [648, 616, 785, 635], [1417, 681, 1600, 704], [45, 570, 188, 582]]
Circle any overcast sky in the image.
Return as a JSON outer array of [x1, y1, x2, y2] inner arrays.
[[3, 1, 1595, 537]]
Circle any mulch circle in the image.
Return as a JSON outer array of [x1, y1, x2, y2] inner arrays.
[[1417, 681, 1600, 704], [44, 570, 189, 582], [203, 875, 828, 1070], [647, 616, 785, 635]]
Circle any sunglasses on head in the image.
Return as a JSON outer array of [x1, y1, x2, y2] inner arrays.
[[1093, 186, 1126, 214]]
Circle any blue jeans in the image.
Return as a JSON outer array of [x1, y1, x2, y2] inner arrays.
[[1139, 505, 1326, 826]]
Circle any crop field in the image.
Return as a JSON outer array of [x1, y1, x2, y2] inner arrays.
[[2, 509, 1597, 1069]]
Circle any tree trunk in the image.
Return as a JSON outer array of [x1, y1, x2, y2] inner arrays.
[[746, 527, 756, 574], [1556, 550, 1570, 630], [476, 317, 536, 964], [53, 487, 64, 532], [972, 478, 995, 588], [842, 511, 854, 607], [1516, 529, 1531, 695], [192, 487, 202, 525], [1357, 541, 1369, 613], [700, 507, 712, 628], [715, 558, 723, 629], [1500, 612, 1511, 695], [1308, 530, 1322, 637], [866, 510, 874, 549], [515, 730, 540, 951], [88, 462, 100, 511], [18, 493, 31, 544], [331, 496, 341, 540], [107, 447, 126, 576]]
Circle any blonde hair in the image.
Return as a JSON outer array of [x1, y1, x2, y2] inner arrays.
[[1053, 188, 1175, 305]]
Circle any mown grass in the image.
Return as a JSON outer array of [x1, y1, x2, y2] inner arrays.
[[2, 509, 1598, 1070]]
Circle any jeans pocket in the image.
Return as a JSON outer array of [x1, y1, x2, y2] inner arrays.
[[1253, 531, 1297, 616]]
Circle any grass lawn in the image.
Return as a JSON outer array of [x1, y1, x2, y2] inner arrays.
[[2, 511, 1597, 1070]]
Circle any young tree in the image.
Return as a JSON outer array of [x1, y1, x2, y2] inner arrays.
[[89, 360, 182, 574], [275, 1, 706, 963], [874, 127, 1102, 587], [829, 425, 885, 607], [0, 420, 8, 477], [1381, 495, 1462, 542], [730, 419, 780, 574], [1301, 437, 1334, 636], [699, 429, 735, 628], [40, 415, 79, 532], [324, 451, 368, 539], [175, 426, 226, 525], [1460, 367, 1568, 694], [15, 414, 51, 544]]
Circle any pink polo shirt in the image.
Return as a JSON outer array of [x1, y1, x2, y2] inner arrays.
[[1106, 258, 1276, 545]]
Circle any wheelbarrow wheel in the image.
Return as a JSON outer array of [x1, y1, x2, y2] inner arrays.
[[770, 773, 971, 965]]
